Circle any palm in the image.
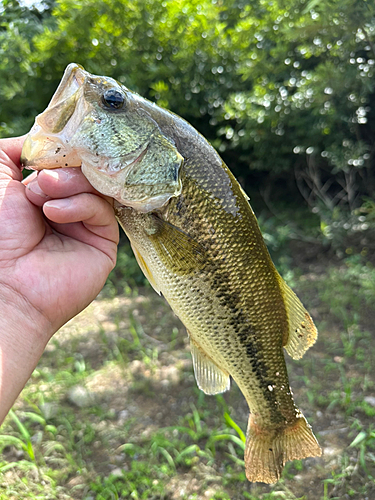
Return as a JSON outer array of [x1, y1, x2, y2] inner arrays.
[[0, 139, 118, 334]]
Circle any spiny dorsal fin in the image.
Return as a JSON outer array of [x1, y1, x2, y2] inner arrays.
[[279, 277, 318, 360], [189, 337, 230, 395]]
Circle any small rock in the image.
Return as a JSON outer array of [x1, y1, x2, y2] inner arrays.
[[114, 454, 125, 464], [15, 449, 24, 459], [40, 402, 58, 419], [364, 396, 375, 407], [323, 446, 340, 457], [117, 409, 129, 423], [162, 365, 180, 384], [67, 385, 94, 408], [110, 468, 123, 477], [129, 360, 143, 375], [67, 476, 85, 487]]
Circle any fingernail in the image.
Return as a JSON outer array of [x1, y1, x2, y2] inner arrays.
[[22, 171, 37, 185], [43, 169, 69, 181], [44, 199, 72, 209], [27, 181, 49, 198]]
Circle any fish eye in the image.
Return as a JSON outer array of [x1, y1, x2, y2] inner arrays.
[[102, 88, 126, 110]]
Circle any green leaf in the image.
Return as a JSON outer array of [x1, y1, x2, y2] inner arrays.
[[9, 410, 31, 441], [0, 435, 27, 451], [223, 413, 246, 443], [349, 431, 367, 447], [157, 446, 176, 469]]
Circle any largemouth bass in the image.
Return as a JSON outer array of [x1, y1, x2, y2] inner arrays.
[[21, 64, 321, 483]]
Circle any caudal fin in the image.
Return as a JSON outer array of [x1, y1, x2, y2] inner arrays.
[[244, 414, 321, 484]]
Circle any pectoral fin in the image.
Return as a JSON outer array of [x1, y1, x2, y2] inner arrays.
[[280, 278, 318, 360], [189, 337, 230, 395], [145, 215, 207, 274]]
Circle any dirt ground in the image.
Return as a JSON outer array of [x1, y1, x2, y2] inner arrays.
[[2, 242, 375, 499]]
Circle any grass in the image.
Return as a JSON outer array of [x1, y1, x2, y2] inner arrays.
[[1, 246, 375, 499]]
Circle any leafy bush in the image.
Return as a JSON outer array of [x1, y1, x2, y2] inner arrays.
[[1, 0, 374, 233]]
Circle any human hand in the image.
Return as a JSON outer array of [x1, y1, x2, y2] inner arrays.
[[0, 136, 119, 422]]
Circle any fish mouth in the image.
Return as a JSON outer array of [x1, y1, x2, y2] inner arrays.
[[21, 64, 93, 170], [21, 63, 152, 174]]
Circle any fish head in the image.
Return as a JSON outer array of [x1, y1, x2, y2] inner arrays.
[[21, 63, 183, 212]]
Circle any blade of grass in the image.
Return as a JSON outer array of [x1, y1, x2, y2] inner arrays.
[[223, 412, 246, 443], [157, 446, 176, 469], [9, 410, 30, 442], [9, 410, 35, 461]]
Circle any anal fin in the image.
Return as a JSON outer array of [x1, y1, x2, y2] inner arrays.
[[189, 337, 230, 395]]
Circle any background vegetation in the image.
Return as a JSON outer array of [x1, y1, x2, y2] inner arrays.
[[1, 0, 375, 499]]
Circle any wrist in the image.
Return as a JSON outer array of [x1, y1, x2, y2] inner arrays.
[[0, 291, 54, 424], [0, 285, 54, 341]]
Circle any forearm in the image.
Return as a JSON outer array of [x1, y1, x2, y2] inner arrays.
[[0, 296, 52, 424]]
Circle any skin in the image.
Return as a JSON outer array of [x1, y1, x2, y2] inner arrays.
[[0, 136, 119, 424]]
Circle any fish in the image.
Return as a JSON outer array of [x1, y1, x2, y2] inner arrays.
[[21, 63, 321, 483]]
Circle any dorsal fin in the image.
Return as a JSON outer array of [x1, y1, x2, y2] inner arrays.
[[189, 336, 230, 395], [279, 277, 318, 360]]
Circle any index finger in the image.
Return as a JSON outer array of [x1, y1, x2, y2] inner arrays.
[[37, 168, 114, 206]]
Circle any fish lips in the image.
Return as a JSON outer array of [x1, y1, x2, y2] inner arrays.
[[21, 64, 92, 169]]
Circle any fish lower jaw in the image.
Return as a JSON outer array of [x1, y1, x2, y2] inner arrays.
[[21, 139, 82, 170]]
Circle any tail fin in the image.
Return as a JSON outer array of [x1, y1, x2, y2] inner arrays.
[[244, 414, 321, 484]]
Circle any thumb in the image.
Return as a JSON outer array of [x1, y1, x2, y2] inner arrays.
[[0, 136, 27, 175]]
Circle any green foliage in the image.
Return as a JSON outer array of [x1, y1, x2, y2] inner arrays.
[[316, 197, 375, 255], [0, 411, 36, 463], [103, 239, 148, 297], [349, 425, 375, 478], [1, 0, 374, 243], [1, 255, 374, 498], [87, 461, 172, 500], [318, 255, 375, 327]]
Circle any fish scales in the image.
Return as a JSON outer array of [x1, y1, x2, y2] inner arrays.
[[21, 63, 322, 483], [119, 164, 295, 422]]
